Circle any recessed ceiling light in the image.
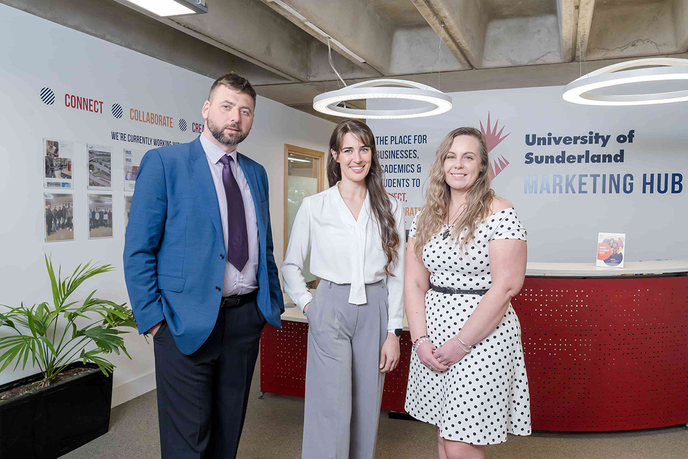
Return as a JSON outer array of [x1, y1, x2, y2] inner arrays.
[[118, 0, 207, 17]]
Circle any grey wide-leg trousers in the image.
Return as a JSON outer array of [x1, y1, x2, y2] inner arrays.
[[302, 280, 388, 459]]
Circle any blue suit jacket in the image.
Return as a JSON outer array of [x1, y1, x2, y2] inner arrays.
[[123, 137, 284, 355]]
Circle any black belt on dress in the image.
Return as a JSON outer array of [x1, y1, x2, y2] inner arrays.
[[221, 290, 257, 308], [430, 284, 489, 296]]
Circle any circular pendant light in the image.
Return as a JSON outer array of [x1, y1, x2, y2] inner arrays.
[[313, 79, 453, 120], [563, 58, 688, 106]]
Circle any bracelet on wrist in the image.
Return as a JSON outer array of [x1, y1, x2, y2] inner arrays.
[[412, 335, 427, 346], [413, 337, 430, 352], [455, 335, 473, 353]]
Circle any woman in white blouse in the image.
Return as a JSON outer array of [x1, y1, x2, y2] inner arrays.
[[282, 120, 405, 459]]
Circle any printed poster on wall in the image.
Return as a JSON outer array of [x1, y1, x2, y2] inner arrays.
[[88, 194, 113, 239], [43, 138, 73, 189], [124, 148, 143, 191], [87, 144, 112, 190], [368, 87, 688, 263], [44, 192, 74, 242]]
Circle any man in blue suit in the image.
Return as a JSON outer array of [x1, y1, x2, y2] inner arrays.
[[124, 73, 283, 458]]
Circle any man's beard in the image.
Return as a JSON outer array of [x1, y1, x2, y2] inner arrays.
[[208, 117, 248, 146]]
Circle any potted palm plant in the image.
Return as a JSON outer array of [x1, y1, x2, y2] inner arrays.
[[0, 256, 137, 458]]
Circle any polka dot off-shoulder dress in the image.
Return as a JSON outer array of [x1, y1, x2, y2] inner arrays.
[[404, 208, 532, 445]]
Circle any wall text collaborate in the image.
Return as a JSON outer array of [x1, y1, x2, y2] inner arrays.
[[130, 108, 174, 128]]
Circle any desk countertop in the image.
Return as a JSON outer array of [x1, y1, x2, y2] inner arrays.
[[279, 260, 688, 323], [525, 260, 688, 277]]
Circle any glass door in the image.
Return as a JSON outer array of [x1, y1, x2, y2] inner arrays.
[[284, 145, 325, 289]]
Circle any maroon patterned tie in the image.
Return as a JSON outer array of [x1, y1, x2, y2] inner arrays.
[[218, 155, 249, 272]]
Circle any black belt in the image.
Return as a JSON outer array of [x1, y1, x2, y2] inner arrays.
[[221, 290, 256, 308], [430, 284, 489, 296]]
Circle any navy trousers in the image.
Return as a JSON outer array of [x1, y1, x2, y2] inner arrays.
[[153, 299, 266, 458]]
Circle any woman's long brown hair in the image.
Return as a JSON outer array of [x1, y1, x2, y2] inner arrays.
[[327, 120, 400, 276], [414, 127, 495, 259]]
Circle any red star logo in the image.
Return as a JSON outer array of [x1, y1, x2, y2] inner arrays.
[[480, 112, 510, 180]]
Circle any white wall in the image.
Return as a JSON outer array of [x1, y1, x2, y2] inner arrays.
[[368, 87, 688, 263], [0, 4, 333, 404]]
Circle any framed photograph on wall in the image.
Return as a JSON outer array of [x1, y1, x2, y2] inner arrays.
[[87, 144, 112, 190], [43, 138, 73, 189], [44, 192, 74, 242], [88, 194, 113, 239], [123, 148, 143, 191]]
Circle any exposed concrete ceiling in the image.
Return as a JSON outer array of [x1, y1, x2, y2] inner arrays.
[[371, 0, 429, 26], [6, 0, 688, 122]]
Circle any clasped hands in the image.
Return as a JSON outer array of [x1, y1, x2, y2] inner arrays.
[[416, 336, 467, 372]]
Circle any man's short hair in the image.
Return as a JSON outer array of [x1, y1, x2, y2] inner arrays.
[[208, 72, 257, 108]]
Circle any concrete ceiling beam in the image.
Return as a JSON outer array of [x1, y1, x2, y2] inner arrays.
[[2, 0, 291, 84], [256, 50, 688, 110], [142, 0, 327, 82], [411, 0, 479, 69], [575, 0, 595, 61], [259, 0, 383, 76], [305, 40, 382, 81], [672, 0, 688, 52], [557, 0, 579, 62], [259, 0, 395, 75]]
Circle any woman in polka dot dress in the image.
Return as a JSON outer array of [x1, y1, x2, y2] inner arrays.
[[404, 127, 531, 459]]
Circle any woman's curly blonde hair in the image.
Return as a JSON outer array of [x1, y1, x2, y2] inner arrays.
[[414, 127, 495, 259]]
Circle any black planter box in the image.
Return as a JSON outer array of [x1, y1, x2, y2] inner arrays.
[[0, 362, 113, 459]]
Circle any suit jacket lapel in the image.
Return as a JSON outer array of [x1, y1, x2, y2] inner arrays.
[[190, 138, 223, 237]]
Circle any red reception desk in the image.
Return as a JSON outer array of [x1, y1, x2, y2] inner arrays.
[[260, 261, 688, 431]]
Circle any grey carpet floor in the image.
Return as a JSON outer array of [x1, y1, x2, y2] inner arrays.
[[64, 367, 688, 459]]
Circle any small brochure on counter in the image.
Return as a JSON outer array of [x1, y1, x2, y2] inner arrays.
[[597, 233, 625, 268]]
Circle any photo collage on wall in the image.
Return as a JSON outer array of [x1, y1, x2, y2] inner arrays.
[[42, 139, 143, 242], [43, 138, 74, 242]]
